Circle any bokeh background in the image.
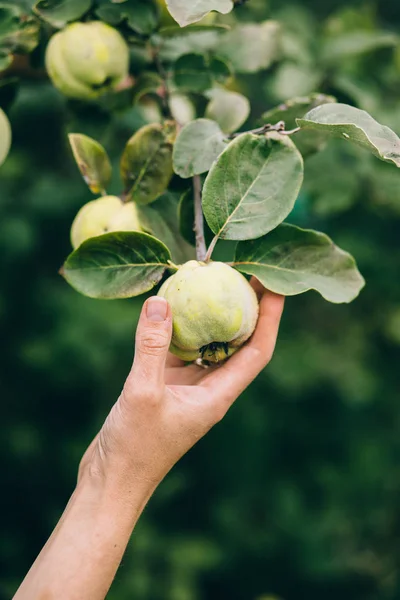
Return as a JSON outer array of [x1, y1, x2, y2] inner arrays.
[[1, 0, 400, 598]]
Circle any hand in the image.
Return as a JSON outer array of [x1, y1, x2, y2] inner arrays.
[[15, 280, 284, 600], [79, 279, 284, 497]]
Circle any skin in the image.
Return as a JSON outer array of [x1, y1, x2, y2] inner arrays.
[[14, 279, 284, 600]]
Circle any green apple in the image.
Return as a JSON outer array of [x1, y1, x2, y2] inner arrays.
[[158, 260, 259, 363], [45, 21, 130, 100], [71, 196, 141, 249]]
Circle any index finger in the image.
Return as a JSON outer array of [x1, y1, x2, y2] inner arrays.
[[200, 288, 285, 404]]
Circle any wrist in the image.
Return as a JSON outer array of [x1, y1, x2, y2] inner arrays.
[[77, 463, 157, 527]]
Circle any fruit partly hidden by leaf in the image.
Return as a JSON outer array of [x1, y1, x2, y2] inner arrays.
[[0, 107, 11, 166], [158, 260, 259, 363], [70, 195, 142, 249], [45, 21, 130, 100]]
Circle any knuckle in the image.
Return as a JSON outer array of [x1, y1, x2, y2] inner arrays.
[[137, 329, 170, 357]]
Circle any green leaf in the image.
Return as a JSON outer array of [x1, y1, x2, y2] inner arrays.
[[270, 63, 322, 101], [62, 231, 172, 299], [0, 4, 39, 55], [173, 53, 231, 93], [0, 49, 12, 72], [120, 121, 177, 205], [158, 24, 230, 38], [159, 29, 220, 62], [218, 21, 281, 73], [262, 94, 337, 129], [262, 93, 337, 158], [173, 118, 227, 178], [165, 0, 233, 27], [132, 72, 163, 105], [33, 0, 92, 28], [95, 0, 159, 35], [321, 31, 398, 64], [202, 132, 304, 241], [233, 223, 365, 303], [297, 103, 400, 168], [205, 89, 250, 134], [177, 188, 213, 247], [137, 192, 195, 263], [68, 134, 112, 195], [0, 4, 20, 38], [0, 107, 11, 166]]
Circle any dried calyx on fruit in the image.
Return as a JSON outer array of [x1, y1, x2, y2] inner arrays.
[[45, 21, 129, 100], [158, 261, 259, 363], [70, 196, 141, 249]]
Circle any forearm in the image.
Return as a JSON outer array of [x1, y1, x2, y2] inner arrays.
[[14, 474, 155, 600]]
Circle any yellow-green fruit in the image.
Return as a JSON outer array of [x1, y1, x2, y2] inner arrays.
[[0, 108, 11, 167], [45, 21, 129, 100], [158, 261, 259, 363], [71, 196, 141, 249]]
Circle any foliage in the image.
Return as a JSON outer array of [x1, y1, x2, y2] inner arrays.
[[1, 0, 400, 599]]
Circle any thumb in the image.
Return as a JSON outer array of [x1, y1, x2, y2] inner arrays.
[[132, 296, 172, 388]]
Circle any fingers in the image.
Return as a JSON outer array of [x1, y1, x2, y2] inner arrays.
[[201, 288, 285, 406], [129, 297, 172, 391]]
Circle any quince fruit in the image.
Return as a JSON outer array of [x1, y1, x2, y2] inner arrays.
[[45, 21, 129, 100], [158, 260, 259, 363], [71, 196, 141, 249]]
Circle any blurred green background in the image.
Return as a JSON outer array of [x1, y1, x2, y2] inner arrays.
[[1, 0, 400, 598]]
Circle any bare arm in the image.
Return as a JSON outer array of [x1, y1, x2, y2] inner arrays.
[[14, 282, 284, 600]]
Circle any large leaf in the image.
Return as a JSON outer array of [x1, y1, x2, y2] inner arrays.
[[33, 0, 92, 28], [68, 134, 112, 195], [95, 0, 159, 35], [218, 21, 281, 73], [233, 223, 365, 303], [297, 103, 400, 168], [62, 231, 172, 299], [173, 118, 227, 178], [202, 132, 304, 241], [205, 89, 250, 134], [321, 31, 398, 64], [137, 192, 195, 263], [165, 0, 233, 27], [0, 107, 11, 166], [173, 53, 231, 93], [120, 121, 177, 205]]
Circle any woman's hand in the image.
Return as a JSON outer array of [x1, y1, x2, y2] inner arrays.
[[15, 280, 284, 600], [79, 279, 284, 497]]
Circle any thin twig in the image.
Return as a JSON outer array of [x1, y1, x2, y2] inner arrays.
[[228, 121, 300, 139], [193, 175, 207, 262]]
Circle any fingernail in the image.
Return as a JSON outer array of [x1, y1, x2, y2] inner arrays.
[[146, 297, 168, 322]]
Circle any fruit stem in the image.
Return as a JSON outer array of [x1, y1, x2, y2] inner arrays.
[[204, 235, 218, 262], [193, 175, 207, 261]]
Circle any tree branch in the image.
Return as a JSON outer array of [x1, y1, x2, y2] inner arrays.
[[228, 121, 300, 139], [193, 175, 207, 262]]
